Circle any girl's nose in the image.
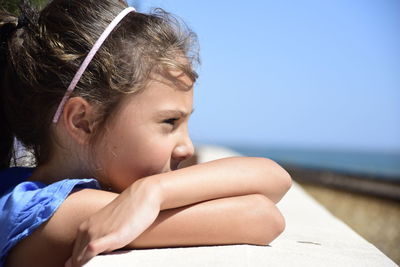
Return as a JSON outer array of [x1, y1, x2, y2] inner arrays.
[[172, 137, 195, 163]]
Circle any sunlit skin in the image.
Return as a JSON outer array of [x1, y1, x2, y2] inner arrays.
[[94, 72, 195, 192], [6, 69, 292, 267], [29, 71, 195, 193]]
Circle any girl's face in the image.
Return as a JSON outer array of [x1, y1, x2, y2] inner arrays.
[[95, 72, 195, 192]]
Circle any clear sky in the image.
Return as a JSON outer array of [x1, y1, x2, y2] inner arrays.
[[128, 0, 400, 152]]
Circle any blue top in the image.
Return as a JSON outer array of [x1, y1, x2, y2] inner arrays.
[[0, 167, 101, 266]]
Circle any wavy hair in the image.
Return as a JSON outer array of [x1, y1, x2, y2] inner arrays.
[[0, 0, 199, 169]]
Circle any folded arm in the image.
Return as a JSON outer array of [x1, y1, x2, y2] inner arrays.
[[154, 156, 292, 209], [5, 156, 291, 267]]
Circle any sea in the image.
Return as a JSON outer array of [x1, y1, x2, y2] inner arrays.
[[225, 145, 400, 182]]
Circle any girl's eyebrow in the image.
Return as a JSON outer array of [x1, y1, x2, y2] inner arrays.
[[156, 108, 195, 118]]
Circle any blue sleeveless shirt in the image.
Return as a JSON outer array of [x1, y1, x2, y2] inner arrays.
[[0, 167, 101, 266]]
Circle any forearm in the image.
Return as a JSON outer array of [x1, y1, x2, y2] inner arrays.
[[128, 193, 284, 248], [142, 156, 292, 211]]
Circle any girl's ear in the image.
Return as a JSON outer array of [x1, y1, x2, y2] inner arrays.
[[62, 97, 95, 145]]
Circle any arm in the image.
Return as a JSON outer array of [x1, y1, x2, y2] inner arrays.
[[130, 193, 285, 248], [156, 156, 292, 209], [6, 156, 291, 267], [6, 192, 284, 267]]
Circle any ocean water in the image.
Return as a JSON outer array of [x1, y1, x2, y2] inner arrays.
[[226, 145, 400, 182]]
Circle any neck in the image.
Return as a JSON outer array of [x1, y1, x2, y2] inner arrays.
[[28, 152, 93, 185]]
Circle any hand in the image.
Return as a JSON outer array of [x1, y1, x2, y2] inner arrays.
[[65, 179, 161, 267]]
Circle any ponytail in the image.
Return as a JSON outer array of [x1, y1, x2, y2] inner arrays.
[[0, 11, 18, 170]]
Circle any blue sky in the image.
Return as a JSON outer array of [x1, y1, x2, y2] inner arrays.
[[128, 0, 400, 152]]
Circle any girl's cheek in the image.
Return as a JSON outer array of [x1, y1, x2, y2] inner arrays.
[[137, 142, 171, 175]]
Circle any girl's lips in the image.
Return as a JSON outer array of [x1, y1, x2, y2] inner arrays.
[[171, 162, 180, 171]]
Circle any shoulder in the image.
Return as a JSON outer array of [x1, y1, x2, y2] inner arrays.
[[0, 173, 101, 266], [4, 186, 118, 267]]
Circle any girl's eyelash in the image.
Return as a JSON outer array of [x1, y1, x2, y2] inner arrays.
[[163, 118, 179, 125]]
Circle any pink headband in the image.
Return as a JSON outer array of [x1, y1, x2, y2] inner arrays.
[[52, 6, 136, 123]]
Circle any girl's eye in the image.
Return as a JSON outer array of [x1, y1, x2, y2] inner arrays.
[[163, 118, 179, 126]]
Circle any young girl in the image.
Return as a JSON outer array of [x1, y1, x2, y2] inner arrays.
[[0, 0, 292, 266]]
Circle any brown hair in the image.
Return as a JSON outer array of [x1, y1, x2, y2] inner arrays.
[[0, 0, 199, 170]]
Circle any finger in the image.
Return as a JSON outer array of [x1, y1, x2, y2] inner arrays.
[[71, 228, 90, 266], [78, 234, 119, 266], [64, 257, 72, 267]]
